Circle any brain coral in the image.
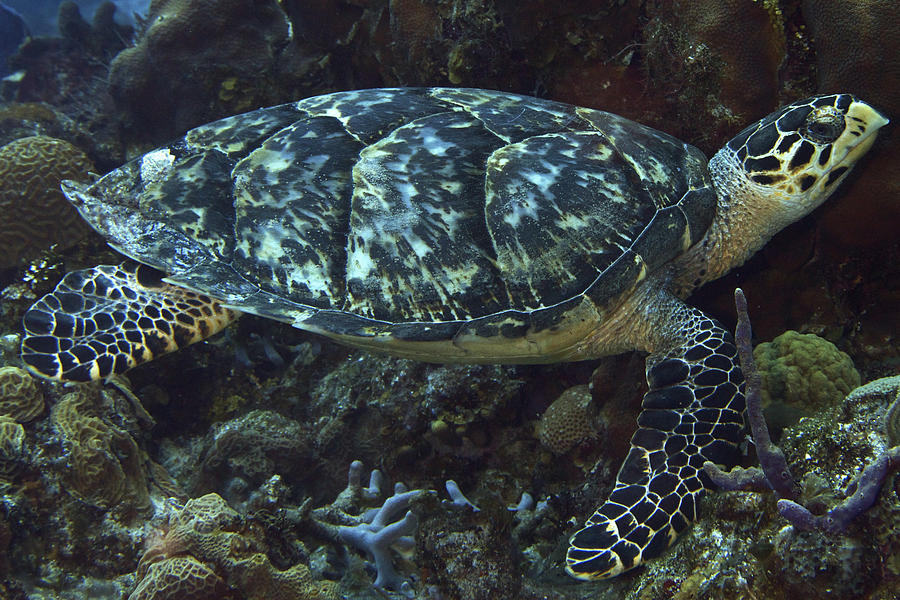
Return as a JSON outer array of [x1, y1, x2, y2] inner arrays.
[[0, 366, 44, 422], [0, 135, 94, 267], [50, 389, 151, 513], [537, 385, 597, 455], [754, 331, 860, 424], [133, 493, 339, 600], [0, 415, 26, 479], [129, 555, 226, 600]]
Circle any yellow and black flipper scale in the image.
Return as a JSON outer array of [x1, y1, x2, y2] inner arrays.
[[566, 304, 744, 579], [21, 263, 236, 381]]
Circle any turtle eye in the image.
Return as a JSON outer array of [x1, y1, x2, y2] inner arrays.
[[801, 106, 844, 144]]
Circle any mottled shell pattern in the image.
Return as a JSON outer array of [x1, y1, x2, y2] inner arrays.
[[66, 88, 715, 349]]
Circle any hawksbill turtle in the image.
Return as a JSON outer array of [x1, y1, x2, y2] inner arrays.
[[19, 88, 887, 579]]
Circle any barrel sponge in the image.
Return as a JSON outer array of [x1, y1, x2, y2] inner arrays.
[[754, 331, 861, 413], [537, 385, 597, 455], [0, 366, 45, 423], [50, 390, 151, 513], [0, 136, 94, 267]]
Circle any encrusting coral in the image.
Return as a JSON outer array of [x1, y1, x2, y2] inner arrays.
[[129, 555, 226, 600], [0, 365, 45, 422], [200, 409, 311, 493], [0, 135, 94, 268]]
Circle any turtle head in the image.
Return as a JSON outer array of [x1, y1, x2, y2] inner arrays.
[[690, 95, 888, 287], [714, 94, 888, 226]]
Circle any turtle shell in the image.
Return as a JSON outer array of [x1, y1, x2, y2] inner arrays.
[[65, 88, 716, 361]]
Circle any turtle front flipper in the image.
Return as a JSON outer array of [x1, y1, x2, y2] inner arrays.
[[21, 263, 237, 382], [566, 306, 745, 579]]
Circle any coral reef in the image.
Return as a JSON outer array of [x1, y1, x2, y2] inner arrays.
[[129, 555, 226, 600], [0, 509, 10, 575], [0, 377, 161, 598], [0, 135, 94, 268], [132, 493, 339, 600], [773, 527, 879, 595], [621, 290, 899, 600], [301, 352, 529, 486], [51, 387, 152, 514], [2, 2, 131, 168], [0, 366, 45, 422], [754, 330, 860, 428], [537, 384, 597, 455], [0, 102, 63, 147], [800, 0, 899, 226], [802, 0, 900, 117], [0, 2, 896, 598], [883, 379, 900, 446], [417, 501, 524, 600]]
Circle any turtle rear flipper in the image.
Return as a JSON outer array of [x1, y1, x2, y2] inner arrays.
[[566, 306, 746, 579], [21, 263, 237, 382]]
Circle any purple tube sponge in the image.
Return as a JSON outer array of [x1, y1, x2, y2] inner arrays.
[[704, 288, 900, 536], [777, 447, 900, 534]]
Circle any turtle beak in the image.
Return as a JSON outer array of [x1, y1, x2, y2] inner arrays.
[[60, 178, 112, 238], [60, 179, 92, 209], [837, 100, 889, 167]]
